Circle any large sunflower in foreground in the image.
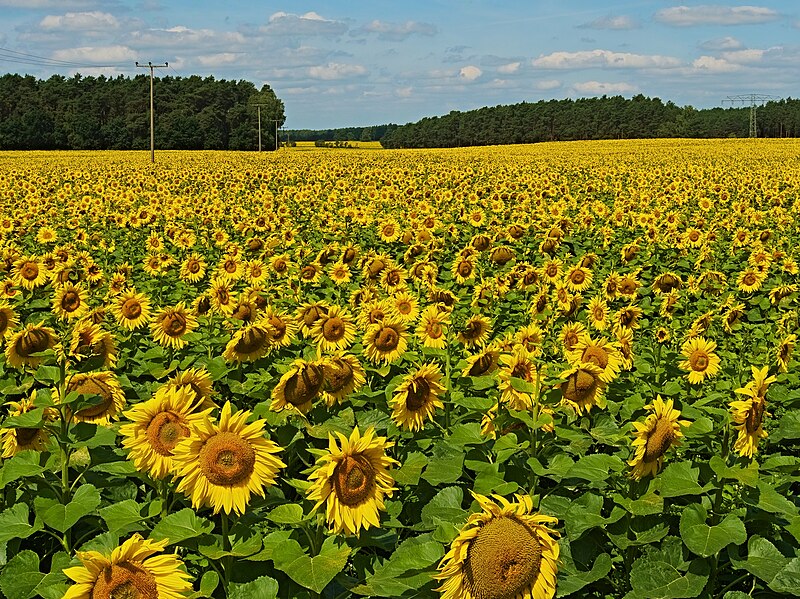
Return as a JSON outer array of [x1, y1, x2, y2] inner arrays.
[[172, 401, 285, 515], [435, 493, 559, 599], [120, 387, 210, 480], [729, 365, 775, 459], [679, 336, 721, 384], [390, 362, 445, 431], [306, 426, 398, 536], [62, 533, 192, 599], [628, 396, 691, 480]]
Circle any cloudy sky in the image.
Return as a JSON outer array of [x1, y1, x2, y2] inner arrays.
[[1, 1, 798, 128]]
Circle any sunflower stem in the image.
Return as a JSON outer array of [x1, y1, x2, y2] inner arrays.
[[220, 511, 232, 591], [444, 338, 452, 432]]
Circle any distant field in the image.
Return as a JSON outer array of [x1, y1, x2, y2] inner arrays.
[[291, 140, 383, 150], [0, 139, 798, 599]]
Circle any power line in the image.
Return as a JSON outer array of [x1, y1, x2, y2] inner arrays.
[[135, 60, 169, 163], [722, 94, 778, 138], [0, 46, 128, 69]]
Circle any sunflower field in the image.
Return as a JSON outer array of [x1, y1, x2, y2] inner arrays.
[[0, 139, 799, 599]]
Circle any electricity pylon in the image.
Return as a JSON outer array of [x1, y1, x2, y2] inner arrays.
[[722, 94, 777, 138]]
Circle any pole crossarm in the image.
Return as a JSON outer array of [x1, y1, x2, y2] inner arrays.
[[721, 94, 778, 138], [251, 103, 282, 152], [136, 61, 169, 163]]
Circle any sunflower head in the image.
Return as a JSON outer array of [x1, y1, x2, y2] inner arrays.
[[436, 493, 559, 599], [390, 363, 445, 431], [4, 322, 58, 369], [560, 361, 607, 415], [628, 396, 691, 480], [271, 359, 325, 413]]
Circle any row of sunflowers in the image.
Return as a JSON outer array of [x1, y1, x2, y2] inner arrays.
[[0, 140, 798, 598]]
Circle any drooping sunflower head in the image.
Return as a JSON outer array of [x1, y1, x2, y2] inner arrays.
[[69, 321, 117, 368], [263, 306, 297, 348], [364, 319, 408, 363], [0, 391, 56, 458], [270, 359, 326, 414], [390, 362, 446, 431], [322, 353, 366, 405], [0, 301, 19, 338], [436, 493, 559, 599], [4, 322, 58, 369], [498, 349, 539, 411], [296, 301, 330, 337], [222, 320, 275, 363], [162, 367, 217, 411], [62, 533, 192, 599], [456, 315, 492, 348], [560, 361, 607, 415], [306, 426, 398, 536], [462, 347, 500, 378], [628, 395, 691, 480], [559, 321, 586, 355]]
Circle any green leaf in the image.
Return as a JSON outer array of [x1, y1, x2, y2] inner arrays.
[[420, 487, 465, 530], [742, 481, 799, 516], [447, 422, 485, 447], [0, 450, 46, 485], [628, 553, 709, 599], [421, 441, 464, 486], [731, 535, 790, 587], [658, 462, 706, 497], [34, 484, 101, 533], [266, 503, 304, 525], [1, 408, 45, 429], [565, 493, 606, 540], [0, 550, 65, 599], [150, 508, 214, 545], [679, 504, 746, 557], [0, 504, 41, 544], [394, 452, 428, 486], [772, 409, 800, 441], [557, 552, 612, 597], [770, 559, 800, 594], [228, 576, 279, 599], [709, 456, 758, 487], [566, 454, 624, 483], [352, 533, 443, 597], [197, 571, 220, 598], [272, 537, 350, 594], [246, 530, 293, 562], [99, 500, 144, 535], [613, 491, 664, 516]]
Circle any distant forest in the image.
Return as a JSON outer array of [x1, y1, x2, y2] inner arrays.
[[286, 124, 398, 143], [380, 95, 800, 148], [0, 73, 284, 150]]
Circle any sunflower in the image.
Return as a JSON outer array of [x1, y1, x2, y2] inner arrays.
[[13, 255, 47, 290], [435, 493, 559, 599], [363, 319, 408, 364], [270, 359, 326, 413], [63, 371, 126, 426], [456, 315, 492, 348], [737, 268, 765, 293], [462, 347, 500, 377], [586, 296, 608, 330], [52, 283, 89, 320], [390, 363, 445, 431], [208, 278, 235, 315], [564, 264, 593, 293], [566, 334, 623, 383], [312, 305, 357, 353], [4, 322, 58, 369], [179, 253, 206, 283], [172, 401, 284, 515], [62, 533, 192, 599], [729, 365, 774, 459], [160, 367, 217, 411], [150, 303, 198, 350], [263, 306, 297, 348], [0, 300, 19, 338], [560, 361, 607, 415], [628, 396, 691, 480], [0, 392, 56, 458], [559, 321, 585, 354], [69, 321, 117, 368], [652, 272, 683, 294], [514, 323, 543, 355], [222, 321, 275, 363], [388, 290, 419, 323], [452, 257, 476, 285], [679, 336, 721, 384], [299, 261, 324, 284], [776, 334, 796, 372], [296, 301, 330, 337], [416, 305, 449, 350], [120, 387, 210, 480], [306, 426, 398, 536], [498, 349, 539, 411], [112, 289, 152, 330], [322, 353, 367, 405], [328, 261, 351, 285]]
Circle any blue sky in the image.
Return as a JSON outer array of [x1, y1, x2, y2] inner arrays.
[[1, 1, 798, 128]]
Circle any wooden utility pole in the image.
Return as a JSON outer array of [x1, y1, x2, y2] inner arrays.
[[252, 103, 281, 151], [135, 61, 168, 162]]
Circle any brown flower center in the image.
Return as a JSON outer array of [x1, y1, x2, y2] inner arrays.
[[322, 317, 346, 342], [92, 562, 158, 599], [374, 326, 400, 351], [643, 416, 675, 463], [61, 290, 81, 312], [570, 270, 586, 284], [199, 431, 256, 486], [284, 364, 324, 406], [462, 320, 484, 341], [302, 305, 326, 327], [121, 299, 142, 319], [20, 262, 39, 280], [745, 399, 765, 434], [333, 454, 376, 507], [561, 368, 597, 402], [469, 353, 495, 376], [326, 360, 354, 393], [234, 326, 269, 355], [742, 272, 757, 286], [689, 350, 709, 372], [188, 259, 201, 273], [70, 376, 116, 419], [457, 261, 473, 277], [582, 346, 609, 369], [14, 328, 52, 358], [405, 378, 430, 411], [464, 516, 543, 599], [162, 311, 187, 337], [146, 411, 189, 456], [16, 427, 40, 445]]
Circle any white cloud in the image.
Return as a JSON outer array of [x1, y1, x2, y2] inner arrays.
[[656, 5, 780, 26], [721, 48, 765, 64], [396, 86, 413, 97], [459, 65, 482, 81], [130, 26, 246, 48], [308, 62, 367, 80], [535, 79, 562, 90], [699, 36, 743, 51], [691, 56, 741, 73], [572, 81, 638, 95], [40, 11, 119, 31], [497, 61, 521, 74], [196, 53, 239, 67], [264, 11, 347, 36], [0, 0, 91, 6], [579, 15, 638, 30], [52, 45, 136, 63], [533, 49, 680, 69], [361, 20, 437, 41]]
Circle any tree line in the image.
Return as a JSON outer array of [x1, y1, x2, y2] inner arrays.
[[0, 73, 284, 150], [286, 124, 398, 143], [380, 95, 800, 148]]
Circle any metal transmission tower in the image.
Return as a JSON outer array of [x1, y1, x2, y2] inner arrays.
[[722, 94, 777, 138], [135, 61, 169, 162]]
